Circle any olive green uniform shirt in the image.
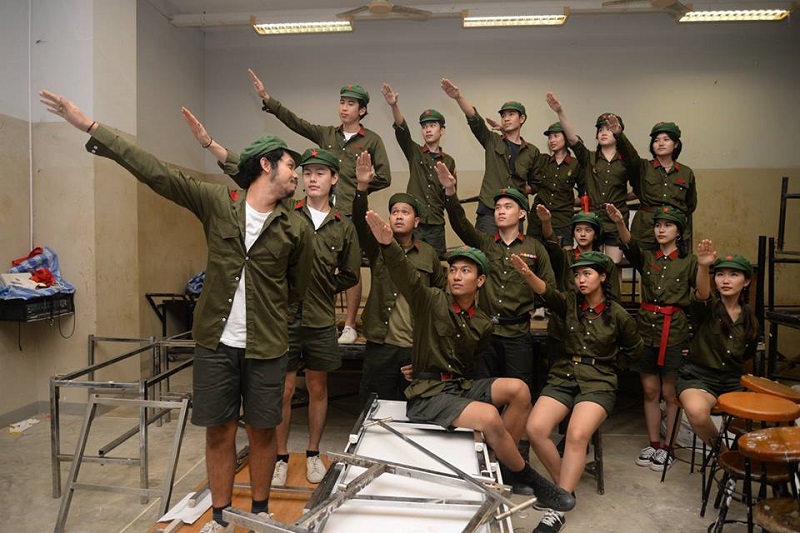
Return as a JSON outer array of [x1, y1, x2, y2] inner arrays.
[[393, 120, 456, 226], [616, 133, 697, 245], [466, 109, 543, 210], [571, 140, 631, 237], [542, 286, 643, 393], [529, 153, 584, 229], [353, 191, 446, 344], [444, 194, 556, 337], [380, 240, 494, 399], [543, 241, 621, 300], [623, 240, 698, 347], [85, 125, 313, 359], [262, 97, 391, 215], [687, 295, 756, 372], [290, 199, 361, 327]]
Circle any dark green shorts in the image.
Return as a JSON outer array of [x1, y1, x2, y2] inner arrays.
[[406, 378, 496, 430], [541, 380, 616, 415], [676, 362, 743, 398], [634, 342, 687, 377], [191, 343, 287, 429], [287, 322, 341, 372]]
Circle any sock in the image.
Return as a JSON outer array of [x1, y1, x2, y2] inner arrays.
[[212, 504, 231, 526], [251, 498, 268, 514], [306, 450, 320, 458], [277, 453, 290, 463], [650, 441, 661, 450]]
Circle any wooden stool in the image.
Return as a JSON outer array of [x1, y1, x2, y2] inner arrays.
[[702, 392, 800, 518], [754, 498, 800, 533], [741, 374, 800, 404], [739, 426, 800, 531]]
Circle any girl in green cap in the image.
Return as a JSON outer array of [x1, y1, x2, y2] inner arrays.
[[607, 203, 697, 473], [510, 251, 642, 533], [676, 241, 758, 448]]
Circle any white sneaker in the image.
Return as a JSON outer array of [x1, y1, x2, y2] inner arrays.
[[306, 454, 327, 483], [635, 445, 657, 467], [198, 520, 232, 533], [337, 325, 357, 344], [272, 459, 288, 487], [650, 448, 674, 471], [534, 510, 566, 533]]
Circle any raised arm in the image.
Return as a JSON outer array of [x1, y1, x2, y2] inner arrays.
[[437, 162, 491, 249], [382, 83, 404, 127], [250, 68, 325, 143], [545, 92, 579, 146], [536, 204, 556, 241], [441, 78, 476, 118], [180, 107, 228, 164], [606, 203, 632, 245], [352, 152, 379, 258], [40, 89, 96, 133], [695, 239, 716, 301]]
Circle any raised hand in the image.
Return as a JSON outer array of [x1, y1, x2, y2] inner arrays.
[[696, 239, 717, 266], [545, 92, 562, 113], [381, 83, 398, 105], [434, 161, 456, 191], [441, 78, 461, 99], [365, 210, 393, 245], [248, 68, 270, 101], [606, 113, 623, 135], [356, 151, 374, 187], [536, 204, 552, 222], [485, 117, 502, 132], [181, 107, 212, 148], [605, 203, 624, 223], [510, 254, 533, 277], [39, 90, 94, 132]]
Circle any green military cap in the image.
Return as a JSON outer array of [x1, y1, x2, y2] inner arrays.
[[340, 83, 370, 105], [448, 245, 490, 276], [653, 205, 687, 231], [650, 121, 681, 138], [498, 101, 526, 116], [238, 135, 302, 174], [494, 187, 529, 212], [300, 147, 339, 172], [419, 108, 445, 125], [569, 250, 612, 273], [389, 192, 424, 218], [713, 254, 754, 279], [596, 112, 624, 131], [543, 122, 565, 136], [571, 211, 603, 233]]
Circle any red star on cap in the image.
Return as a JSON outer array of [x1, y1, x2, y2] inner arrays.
[[348, 84, 353, 89], [662, 206, 669, 212], [311, 149, 318, 156], [726, 255, 733, 260], [425, 110, 431, 115]]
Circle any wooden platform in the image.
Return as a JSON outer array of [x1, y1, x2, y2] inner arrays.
[[149, 453, 331, 532]]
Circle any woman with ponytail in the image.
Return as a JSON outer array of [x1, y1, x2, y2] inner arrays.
[[677, 241, 758, 446]]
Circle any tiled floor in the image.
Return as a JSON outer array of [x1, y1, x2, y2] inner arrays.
[[4, 370, 754, 532]]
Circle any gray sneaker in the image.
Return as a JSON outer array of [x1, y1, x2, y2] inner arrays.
[[636, 445, 657, 467]]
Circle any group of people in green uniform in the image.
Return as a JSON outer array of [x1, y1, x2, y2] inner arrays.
[[39, 68, 757, 533]]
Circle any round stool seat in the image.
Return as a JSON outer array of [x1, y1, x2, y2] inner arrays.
[[741, 375, 800, 403], [717, 450, 791, 483], [739, 426, 800, 463], [717, 392, 800, 423], [754, 498, 800, 533]]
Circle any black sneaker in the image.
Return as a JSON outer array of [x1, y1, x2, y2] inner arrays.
[[534, 510, 566, 533], [530, 469, 576, 512]]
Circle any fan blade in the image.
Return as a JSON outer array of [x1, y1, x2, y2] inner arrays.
[[391, 5, 433, 17], [602, 0, 646, 6], [336, 5, 370, 19], [651, 0, 678, 8]]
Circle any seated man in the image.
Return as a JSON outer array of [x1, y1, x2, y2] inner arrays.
[[360, 175, 575, 512]]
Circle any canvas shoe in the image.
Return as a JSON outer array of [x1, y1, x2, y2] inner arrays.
[[534, 510, 566, 533], [636, 445, 657, 467], [337, 325, 357, 344], [306, 454, 327, 483], [272, 459, 288, 487], [650, 448, 674, 471]]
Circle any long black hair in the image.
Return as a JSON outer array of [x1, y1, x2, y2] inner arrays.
[[714, 281, 759, 345], [575, 266, 615, 326], [237, 148, 286, 189]]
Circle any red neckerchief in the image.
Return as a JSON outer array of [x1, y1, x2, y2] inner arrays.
[[452, 301, 476, 318], [655, 249, 679, 260]]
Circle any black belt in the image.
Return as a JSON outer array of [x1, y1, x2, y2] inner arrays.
[[491, 314, 531, 325], [571, 355, 597, 366], [415, 371, 458, 381]]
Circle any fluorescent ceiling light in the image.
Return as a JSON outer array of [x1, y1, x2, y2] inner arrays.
[[251, 17, 352, 35], [678, 9, 792, 22], [463, 9, 569, 28]]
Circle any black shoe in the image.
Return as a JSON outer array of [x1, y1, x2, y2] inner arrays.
[[499, 464, 535, 495], [530, 469, 576, 512], [534, 510, 566, 533]]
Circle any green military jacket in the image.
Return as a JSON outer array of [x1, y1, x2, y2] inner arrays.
[[445, 194, 556, 338], [262, 97, 391, 215], [529, 153, 584, 229], [570, 140, 631, 238], [616, 133, 697, 244], [623, 240, 698, 347], [290, 199, 361, 328], [466, 109, 543, 210], [542, 286, 643, 393], [393, 120, 456, 226], [380, 240, 494, 399], [353, 190, 446, 344], [687, 295, 756, 372], [86, 125, 313, 359]]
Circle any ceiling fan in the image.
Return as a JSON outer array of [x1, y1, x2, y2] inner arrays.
[[336, 1, 434, 20], [601, 0, 691, 17]]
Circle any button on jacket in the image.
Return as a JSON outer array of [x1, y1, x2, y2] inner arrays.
[[86, 125, 313, 359]]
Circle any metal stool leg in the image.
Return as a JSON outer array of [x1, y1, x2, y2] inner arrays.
[[662, 405, 683, 482], [592, 429, 604, 495]]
